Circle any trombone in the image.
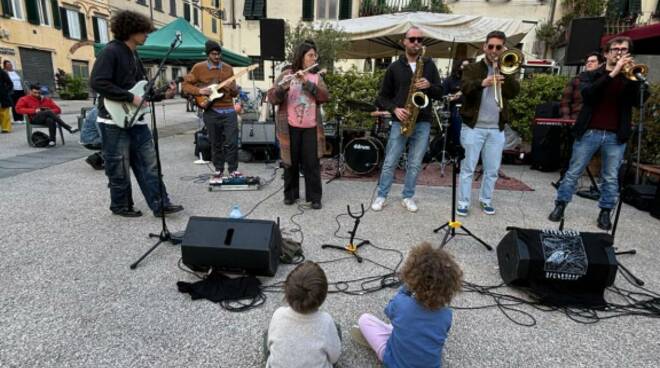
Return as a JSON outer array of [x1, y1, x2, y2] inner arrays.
[[493, 48, 524, 110]]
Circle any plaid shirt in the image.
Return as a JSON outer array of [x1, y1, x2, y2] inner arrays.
[[560, 76, 582, 120]]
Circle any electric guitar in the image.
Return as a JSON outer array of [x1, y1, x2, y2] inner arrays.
[[104, 77, 182, 129], [194, 64, 260, 109]]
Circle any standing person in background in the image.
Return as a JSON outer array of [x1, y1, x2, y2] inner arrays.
[[267, 40, 329, 210], [182, 40, 241, 184], [560, 52, 604, 120], [442, 58, 471, 146], [3, 60, 25, 123], [457, 31, 520, 217], [0, 58, 12, 133]]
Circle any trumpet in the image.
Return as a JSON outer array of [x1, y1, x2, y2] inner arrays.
[[493, 48, 523, 110], [622, 60, 648, 82], [277, 63, 319, 87]]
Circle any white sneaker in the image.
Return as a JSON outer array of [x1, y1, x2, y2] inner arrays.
[[371, 197, 386, 211], [401, 198, 418, 212], [209, 171, 223, 185]]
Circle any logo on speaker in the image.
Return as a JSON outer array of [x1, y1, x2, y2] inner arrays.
[[352, 144, 372, 151], [540, 229, 587, 281]]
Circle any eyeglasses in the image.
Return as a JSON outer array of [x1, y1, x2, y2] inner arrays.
[[407, 37, 424, 44], [487, 44, 503, 51], [609, 47, 629, 53], [585, 59, 599, 63]]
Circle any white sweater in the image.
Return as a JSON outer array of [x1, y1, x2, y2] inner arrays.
[[266, 306, 341, 368]]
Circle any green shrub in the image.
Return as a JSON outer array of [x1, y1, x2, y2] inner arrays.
[[632, 82, 660, 164], [59, 75, 88, 100], [324, 68, 385, 130], [509, 74, 569, 142]]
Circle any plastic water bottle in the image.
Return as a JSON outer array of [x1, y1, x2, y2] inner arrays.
[[229, 204, 242, 219]]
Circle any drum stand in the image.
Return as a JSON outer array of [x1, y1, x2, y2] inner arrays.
[[322, 205, 370, 262], [326, 114, 346, 184], [433, 158, 492, 251]]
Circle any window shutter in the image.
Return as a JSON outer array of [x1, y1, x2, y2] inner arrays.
[[243, 0, 254, 18], [25, 0, 40, 24], [629, 0, 641, 15], [193, 7, 198, 25], [339, 0, 351, 20], [79, 12, 87, 40], [169, 0, 176, 16], [60, 7, 70, 37], [184, 3, 190, 21], [92, 17, 100, 43], [302, 0, 313, 21], [1, 0, 14, 18], [253, 0, 265, 18], [51, 0, 61, 28]]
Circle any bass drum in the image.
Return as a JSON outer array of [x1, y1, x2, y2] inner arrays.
[[344, 137, 385, 175]]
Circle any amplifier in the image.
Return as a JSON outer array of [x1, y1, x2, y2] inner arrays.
[[241, 120, 276, 145], [497, 227, 617, 307], [182, 216, 281, 276]]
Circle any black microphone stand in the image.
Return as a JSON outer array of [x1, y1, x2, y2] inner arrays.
[[130, 34, 182, 270]]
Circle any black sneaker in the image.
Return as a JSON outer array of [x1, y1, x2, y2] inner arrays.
[[154, 204, 184, 217], [311, 202, 322, 210], [284, 198, 295, 205], [112, 208, 143, 217], [69, 128, 79, 134], [597, 208, 612, 230]]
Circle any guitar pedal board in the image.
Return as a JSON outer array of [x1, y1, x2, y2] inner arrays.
[[208, 175, 262, 191]]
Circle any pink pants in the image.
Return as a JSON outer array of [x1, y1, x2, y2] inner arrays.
[[358, 313, 393, 362]]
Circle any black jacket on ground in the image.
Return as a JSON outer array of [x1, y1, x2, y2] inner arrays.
[[376, 55, 443, 123], [573, 65, 650, 143], [90, 40, 164, 120]]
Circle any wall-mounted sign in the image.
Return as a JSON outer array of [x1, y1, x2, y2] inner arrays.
[[0, 47, 16, 56]]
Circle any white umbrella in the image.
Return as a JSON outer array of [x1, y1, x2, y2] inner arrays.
[[316, 12, 535, 58]]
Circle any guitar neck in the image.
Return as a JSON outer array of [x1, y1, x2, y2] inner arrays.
[[216, 65, 259, 89]]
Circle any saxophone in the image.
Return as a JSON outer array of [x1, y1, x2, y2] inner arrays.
[[401, 46, 429, 137]]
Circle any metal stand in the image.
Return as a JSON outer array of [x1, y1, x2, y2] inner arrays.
[[575, 167, 601, 200], [326, 114, 346, 184], [130, 35, 182, 270], [433, 158, 492, 251], [322, 205, 370, 262]]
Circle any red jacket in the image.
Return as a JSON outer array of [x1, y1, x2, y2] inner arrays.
[[15, 95, 62, 119]]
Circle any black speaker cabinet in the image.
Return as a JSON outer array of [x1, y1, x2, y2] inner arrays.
[[497, 227, 617, 306], [565, 17, 605, 66], [240, 120, 276, 146], [260, 18, 286, 61], [182, 216, 281, 276]]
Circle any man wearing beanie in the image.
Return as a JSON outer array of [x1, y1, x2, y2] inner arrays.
[[183, 40, 241, 183]]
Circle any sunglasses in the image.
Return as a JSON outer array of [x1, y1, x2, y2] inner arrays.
[[407, 37, 424, 43], [487, 44, 503, 51]]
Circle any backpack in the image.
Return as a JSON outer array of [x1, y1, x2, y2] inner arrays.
[[31, 131, 50, 147]]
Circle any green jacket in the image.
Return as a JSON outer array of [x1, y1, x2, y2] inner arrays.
[[460, 59, 520, 130]]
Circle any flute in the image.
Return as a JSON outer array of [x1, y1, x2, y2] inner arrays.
[[277, 63, 319, 87]]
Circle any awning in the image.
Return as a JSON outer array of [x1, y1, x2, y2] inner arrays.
[[94, 18, 252, 66], [315, 12, 535, 58], [601, 23, 660, 55]]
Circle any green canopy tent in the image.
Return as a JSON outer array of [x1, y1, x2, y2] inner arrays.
[[94, 18, 252, 66]]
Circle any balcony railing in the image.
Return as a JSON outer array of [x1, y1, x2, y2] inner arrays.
[[359, 0, 449, 17]]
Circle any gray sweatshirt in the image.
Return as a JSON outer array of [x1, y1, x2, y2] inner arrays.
[[266, 306, 341, 368]]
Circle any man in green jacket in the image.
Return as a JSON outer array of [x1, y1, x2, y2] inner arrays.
[[457, 31, 520, 217]]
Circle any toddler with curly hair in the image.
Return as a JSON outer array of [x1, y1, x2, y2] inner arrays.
[[351, 242, 463, 368]]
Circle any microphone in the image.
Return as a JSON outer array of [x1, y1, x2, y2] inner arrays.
[[171, 31, 182, 48], [634, 72, 647, 83]]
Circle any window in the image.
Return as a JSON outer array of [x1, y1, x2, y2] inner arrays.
[[136, 0, 147, 5], [213, 0, 220, 8], [154, 0, 162, 11], [193, 7, 199, 27], [302, 0, 314, 21], [169, 0, 176, 16], [248, 56, 264, 81], [243, 0, 266, 20], [72, 60, 89, 80], [37, 0, 50, 25], [183, 2, 190, 21], [315, 0, 350, 20], [93, 16, 109, 43], [212, 18, 217, 33], [61, 8, 87, 40], [6, 0, 24, 19]]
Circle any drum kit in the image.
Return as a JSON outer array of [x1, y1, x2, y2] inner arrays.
[[325, 98, 453, 180]]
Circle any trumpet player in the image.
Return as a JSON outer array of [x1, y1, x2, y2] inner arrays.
[[457, 31, 520, 217], [370, 27, 443, 213], [549, 36, 650, 230]]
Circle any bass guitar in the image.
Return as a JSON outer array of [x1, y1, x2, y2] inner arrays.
[[104, 77, 182, 129], [194, 64, 260, 109]]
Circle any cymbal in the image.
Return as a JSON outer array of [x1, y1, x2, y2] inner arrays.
[[345, 99, 377, 112]]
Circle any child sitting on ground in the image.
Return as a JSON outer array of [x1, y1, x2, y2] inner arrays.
[[351, 242, 463, 368], [266, 261, 341, 368]]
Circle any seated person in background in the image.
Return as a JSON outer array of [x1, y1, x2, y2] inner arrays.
[[79, 106, 105, 170], [266, 261, 341, 368], [16, 84, 78, 146], [351, 242, 463, 368]]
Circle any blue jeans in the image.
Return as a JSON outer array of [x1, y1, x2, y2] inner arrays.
[[99, 123, 171, 213], [377, 121, 431, 199], [458, 126, 505, 208], [556, 129, 626, 209]]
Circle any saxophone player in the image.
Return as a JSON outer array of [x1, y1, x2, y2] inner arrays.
[[371, 27, 443, 213], [457, 31, 520, 217]]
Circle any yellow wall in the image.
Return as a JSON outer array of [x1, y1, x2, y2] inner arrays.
[[0, 0, 110, 80], [200, 0, 223, 43]]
